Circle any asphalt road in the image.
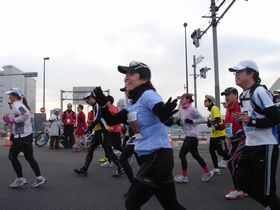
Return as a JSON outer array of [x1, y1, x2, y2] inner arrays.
[[0, 141, 279, 210]]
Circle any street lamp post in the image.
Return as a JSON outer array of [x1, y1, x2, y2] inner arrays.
[[190, 55, 204, 108], [183, 22, 189, 93], [43, 57, 50, 110]]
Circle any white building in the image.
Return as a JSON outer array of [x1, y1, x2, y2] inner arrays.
[[0, 65, 36, 121]]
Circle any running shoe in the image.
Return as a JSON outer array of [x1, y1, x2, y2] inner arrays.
[[31, 176, 46, 188], [201, 171, 214, 182], [74, 168, 88, 175], [212, 168, 221, 175], [174, 175, 188, 183], [72, 146, 82, 153], [112, 169, 125, 178], [218, 160, 227, 168], [114, 150, 122, 157], [100, 161, 113, 168], [10, 177, 27, 188], [99, 156, 108, 163], [225, 190, 245, 200]]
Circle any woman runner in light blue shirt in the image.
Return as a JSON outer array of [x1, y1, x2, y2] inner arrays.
[[94, 61, 186, 210]]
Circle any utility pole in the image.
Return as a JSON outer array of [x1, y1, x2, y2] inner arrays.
[[211, 0, 220, 108], [191, 55, 205, 108], [183, 23, 189, 93], [193, 55, 197, 108], [191, 0, 244, 108]]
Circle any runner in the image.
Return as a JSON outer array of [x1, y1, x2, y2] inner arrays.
[[174, 93, 213, 183], [3, 87, 46, 188], [100, 95, 123, 168], [221, 87, 246, 200], [73, 104, 87, 152], [93, 61, 185, 210], [229, 60, 280, 210], [204, 95, 230, 175], [73, 92, 124, 177]]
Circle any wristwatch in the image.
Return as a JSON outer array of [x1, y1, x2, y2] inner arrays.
[[250, 118, 257, 125]]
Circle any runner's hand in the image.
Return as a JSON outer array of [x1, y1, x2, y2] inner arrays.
[[94, 87, 108, 107]]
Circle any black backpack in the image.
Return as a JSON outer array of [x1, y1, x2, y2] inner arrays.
[[248, 84, 280, 122]]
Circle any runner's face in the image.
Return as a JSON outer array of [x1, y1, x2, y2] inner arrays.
[[124, 72, 148, 92], [234, 70, 251, 88], [204, 99, 210, 107], [225, 93, 237, 104], [180, 97, 189, 105], [8, 94, 17, 103], [85, 96, 96, 106]]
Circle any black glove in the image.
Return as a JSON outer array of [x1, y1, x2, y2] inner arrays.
[[93, 87, 108, 107], [164, 117, 174, 126], [215, 123, 225, 131], [207, 119, 211, 127], [175, 119, 181, 126], [153, 97, 178, 123], [184, 118, 193, 124], [84, 126, 92, 135], [10, 133, 14, 142]]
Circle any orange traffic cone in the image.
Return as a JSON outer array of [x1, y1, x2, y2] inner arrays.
[[3, 129, 12, 147]]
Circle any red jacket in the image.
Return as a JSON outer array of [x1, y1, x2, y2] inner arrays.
[[108, 104, 122, 132], [62, 110, 76, 126], [87, 111, 95, 125], [75, 111, 86, 136], [225, 100, 243, 135]]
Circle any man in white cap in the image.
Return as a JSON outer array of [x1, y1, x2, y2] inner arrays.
[[229, 60, 280, 210]]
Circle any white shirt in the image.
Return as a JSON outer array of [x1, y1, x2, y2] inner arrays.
[[12, 100, 33, 138], [240, 86, 278, 146]]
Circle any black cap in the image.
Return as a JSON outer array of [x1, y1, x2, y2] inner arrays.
[[221, 87, 238, 96], [118, 61, 151, 79]]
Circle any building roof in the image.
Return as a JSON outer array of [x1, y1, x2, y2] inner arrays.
[[270, 77, 280, 92]]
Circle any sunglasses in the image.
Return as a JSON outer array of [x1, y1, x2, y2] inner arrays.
[[233, 70, 246, 75], [129, 61, 149, 69]]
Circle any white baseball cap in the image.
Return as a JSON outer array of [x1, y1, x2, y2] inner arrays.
[[5, 87, 24, 97], [229, 60, 259, 73]]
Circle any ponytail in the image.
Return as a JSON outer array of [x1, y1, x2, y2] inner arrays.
[[144, 80, 156, 91], [22, 97, 31, 111]]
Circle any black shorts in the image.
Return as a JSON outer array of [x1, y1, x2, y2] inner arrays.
[[136, 148, 174, 188]]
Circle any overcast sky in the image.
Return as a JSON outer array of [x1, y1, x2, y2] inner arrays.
[[0, 0, 279, 116]]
